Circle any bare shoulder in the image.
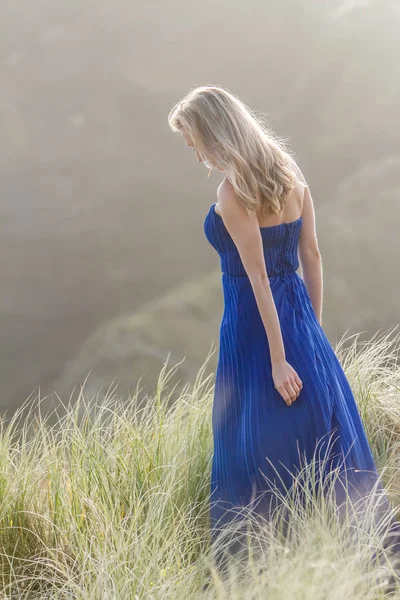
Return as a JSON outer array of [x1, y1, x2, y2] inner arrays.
[[215, 177, 236, 216], [298, 178, 321, 260], [279, 159, 321, 260], [217, 176, 233, 198]]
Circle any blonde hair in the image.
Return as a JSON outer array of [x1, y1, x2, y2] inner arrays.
[[168, 84, 306, 217]]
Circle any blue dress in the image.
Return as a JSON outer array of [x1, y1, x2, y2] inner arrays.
[[204, 201, 400, 559]]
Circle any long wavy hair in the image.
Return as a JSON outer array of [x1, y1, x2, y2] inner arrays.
[[168, 84, 306, 217]]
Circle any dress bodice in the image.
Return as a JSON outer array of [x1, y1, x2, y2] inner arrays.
[[204, 203, 302, 278]]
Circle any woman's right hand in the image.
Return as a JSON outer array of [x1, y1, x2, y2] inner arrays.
[[272, 360, 303, 406]]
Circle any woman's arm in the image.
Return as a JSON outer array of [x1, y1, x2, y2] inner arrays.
[[298, 184, 323, 325], [247, 274, 286, 364], [301, 258, 323, 325], [216, 181, 286, 365], [216, 180, 303, 406]]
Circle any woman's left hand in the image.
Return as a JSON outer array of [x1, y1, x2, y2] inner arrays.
[[272, 360, 303, 407]]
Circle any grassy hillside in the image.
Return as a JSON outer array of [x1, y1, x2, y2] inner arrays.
[[0, 326, 400, 598]]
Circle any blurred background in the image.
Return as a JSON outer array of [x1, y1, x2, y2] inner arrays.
[[1, 0, 399, 421]]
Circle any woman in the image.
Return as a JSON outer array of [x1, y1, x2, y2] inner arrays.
[[168, 85, 400, 574]]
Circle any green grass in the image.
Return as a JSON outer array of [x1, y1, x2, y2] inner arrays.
[[0, 329, 400, 598]]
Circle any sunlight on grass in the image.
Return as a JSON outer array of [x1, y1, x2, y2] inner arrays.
[[0, 330, 399, 598]]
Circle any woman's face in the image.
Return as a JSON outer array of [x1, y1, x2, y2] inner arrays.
[[180, 128, 224, 172]]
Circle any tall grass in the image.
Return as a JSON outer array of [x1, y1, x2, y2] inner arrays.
[[0, 328, 399, 598]]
